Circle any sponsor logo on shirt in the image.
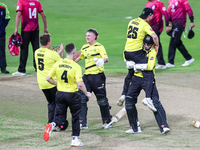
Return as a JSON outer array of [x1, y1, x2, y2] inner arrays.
[[152, 5, 155, 10], [17, 6, 19, 10], [29, 2, 35, 6], [150, 28, 153, 31], [150, 57, 154, 60], [162, 7, 166, 11]]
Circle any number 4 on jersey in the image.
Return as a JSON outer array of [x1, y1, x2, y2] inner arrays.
[[61, 71, 68, 83]]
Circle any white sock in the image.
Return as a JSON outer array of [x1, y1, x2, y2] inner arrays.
[[51, 122, 56, 129], [73, 136, 78, 141]]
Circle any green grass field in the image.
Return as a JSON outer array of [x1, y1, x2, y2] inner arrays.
[[1, 0, 200, 75], [0, 0, 200, 149]]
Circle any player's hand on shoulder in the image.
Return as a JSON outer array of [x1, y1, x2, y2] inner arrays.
[[155, 45, 159, 55]]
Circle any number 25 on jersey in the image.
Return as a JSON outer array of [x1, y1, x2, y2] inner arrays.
[[127, 26, 138, 39]]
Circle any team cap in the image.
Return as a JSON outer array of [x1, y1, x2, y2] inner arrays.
[[139, 7, 154, 19]]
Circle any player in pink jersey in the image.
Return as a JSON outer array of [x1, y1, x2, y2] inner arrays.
[[166, 0, 195, 68], [146, 0, 170, 69], [12, 0, 48, 76]]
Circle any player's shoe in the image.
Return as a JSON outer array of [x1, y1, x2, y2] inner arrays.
[[71, 136, 84, 147], [12, 71, 26, 76], [125, 128, 142, 134], [1, 69, 9, 74], [182, 57, 194, 66], [166, 63, 175, 68], [142, 98, 157, 112], [155, 64, 166, 69], [137, 121, 142, 133], [162, 127, 170, 134], [80, 123, 88, 129], [53, 126, 61, 132], [43, 123, 54, 141], [117, 95, 125, 107], [125, 122, 142, 133], [102, 122, 112, 129]]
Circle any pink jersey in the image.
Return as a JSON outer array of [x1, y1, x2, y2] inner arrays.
[[16, 0, 43, 31], [146, 0, 169, 33], [168, 0, 194, 26]]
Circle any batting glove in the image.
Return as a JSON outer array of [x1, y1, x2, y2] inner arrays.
[[126, 61, 135, 69], [117, 95, 125, 107], [134, 64, 148, 72], [94, 58, 104, 67]]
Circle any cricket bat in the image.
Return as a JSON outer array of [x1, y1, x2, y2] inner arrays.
[[104, 107, 126, 129]]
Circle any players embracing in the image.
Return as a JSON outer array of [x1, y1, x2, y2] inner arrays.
[[124, 35, 170, 134]]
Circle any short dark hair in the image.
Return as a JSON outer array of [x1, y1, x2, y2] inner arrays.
[[39, 33, 51, 46], [65, 43, 75, 54], [87, 28, 99, 40]]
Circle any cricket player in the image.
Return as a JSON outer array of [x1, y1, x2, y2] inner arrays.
[[125, 35, 170, 134], [166, 0, 195, 67], [44, 43, 91, 147], [0, 2, 10, 74], [35, 33, 63, 124], [146, 0, 170, 69], [75, 28, 112, 129], [124, 7, 159, 112], [12, 0, 48, 76]]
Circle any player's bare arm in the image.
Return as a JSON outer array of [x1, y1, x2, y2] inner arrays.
[[73, 50, 81, 61], [77, 81, 91, 99], [103, 57, 109, 63], [166, 26, 171, 33], [14, 11, 21, 35], [40, 12, 48, 33], [46, 76, 57, 86], [57, 43, 64, 55], [190, 22, 195, 28], [75, 58, 81, 63], [151, 33, 159, 54]]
